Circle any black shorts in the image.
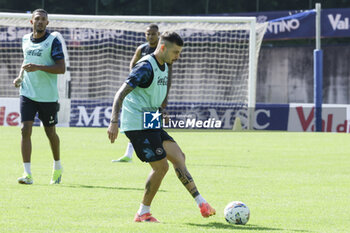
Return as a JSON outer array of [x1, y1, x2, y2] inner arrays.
[[125, 129, 175, 162], [20, 95, 59, 127]]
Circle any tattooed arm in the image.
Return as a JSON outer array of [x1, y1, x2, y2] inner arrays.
[[107, 83, 133, 143]]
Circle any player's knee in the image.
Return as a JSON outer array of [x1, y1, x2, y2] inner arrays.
[[44, 126, 56, 138], [21, 125, 32, 138], [174, 152, 186, 166], [182, 152, 186, 160], [154, 161, 169, 176], [161, 162, 169, 175]]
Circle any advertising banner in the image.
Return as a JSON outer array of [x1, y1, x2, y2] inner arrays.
[[288, 103, 350, 132], [255, 103, 289, 130], [0, 98, 20, 126], [2, 8, 350, 43], [3, 98, 350, 133], [225, 8, 350, 40], [69, 100, 244, 129], [69, 100, 290, 130]]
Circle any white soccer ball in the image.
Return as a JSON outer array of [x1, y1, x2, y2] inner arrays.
[[224, 201, 250, 225]]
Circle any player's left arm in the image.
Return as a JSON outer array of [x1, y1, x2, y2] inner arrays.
[[161, 64, 172, 109], [22, 59, 65, 74], [22, 37, 66, 74], [129, 46, 142, 71]]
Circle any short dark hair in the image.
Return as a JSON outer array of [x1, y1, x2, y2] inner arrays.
[[161, 31, 184, 47], [147, 24, 159, 31], [32, 9, 48, 17]]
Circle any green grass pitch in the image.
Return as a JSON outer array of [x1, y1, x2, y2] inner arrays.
[[1, 126, 350, 232]]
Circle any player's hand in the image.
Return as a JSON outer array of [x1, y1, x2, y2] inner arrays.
[[161, 100, 167, 109], [13, 77, 23, 88], [22, 63, 39, 72], [107, 122, 119, 143]]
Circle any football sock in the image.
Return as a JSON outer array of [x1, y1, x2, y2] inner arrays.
[[23, 162, 31, 175], [138, 203, 151, 216], [54, 160, 62, 170], [124, 142, 134, 158], [194, 194, 206, 205]]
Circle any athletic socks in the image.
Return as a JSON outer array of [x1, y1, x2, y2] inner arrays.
[[137, 203, 151, 216], [124, 142, 134, 158], [22, 160, 62, 175], [23, 162, 31, 175], [53, 160, 62, 170], [194, 194, 207, 205]]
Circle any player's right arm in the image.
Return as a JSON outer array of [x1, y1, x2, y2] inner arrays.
[[108, 83, 134, 143], [13, 62, 25, 88], [108, 61, 153, 143], [129, 46, 142, 71], [108, 46, 142, 142]]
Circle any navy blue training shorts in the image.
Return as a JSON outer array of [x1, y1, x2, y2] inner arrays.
[[20, 95, 59, 127], [125, 129, 175, 162]]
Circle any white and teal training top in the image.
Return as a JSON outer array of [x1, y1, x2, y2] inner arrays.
[[120, 54, 168, 132], [20, 31, 64, 102]]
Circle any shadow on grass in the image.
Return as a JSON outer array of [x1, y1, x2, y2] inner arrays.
[[60, 184, 167, 192], [186, 222, 310, 232]]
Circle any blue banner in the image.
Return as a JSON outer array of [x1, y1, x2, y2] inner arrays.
[[218, 8, 350, 40], [255, 104, 289, 130], [69, 100, 290, 130], [2, 8, 350, 42], [70, 100, 246, 129]]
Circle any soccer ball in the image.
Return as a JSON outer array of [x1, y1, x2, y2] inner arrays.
[[224, 201, 250, 225]]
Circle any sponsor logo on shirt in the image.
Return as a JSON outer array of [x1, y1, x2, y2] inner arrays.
[[26, 49, 43, 57], [157, 76, 167, 86]]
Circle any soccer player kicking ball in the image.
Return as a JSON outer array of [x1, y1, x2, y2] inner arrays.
[[107, 31, 216, 222], [13, 9, 65, 185]]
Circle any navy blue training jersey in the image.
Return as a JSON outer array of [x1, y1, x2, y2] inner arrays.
[[140, 43, 156, 57]]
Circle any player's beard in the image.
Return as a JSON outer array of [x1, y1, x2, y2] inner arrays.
[[166, 55, 177, 65], [35, 24, 45, 33], [149, 39, 158, 47], [170, 59, 177, 64]]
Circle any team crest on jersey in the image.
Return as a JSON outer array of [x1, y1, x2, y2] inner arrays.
[[155, 148, 164, 155]]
